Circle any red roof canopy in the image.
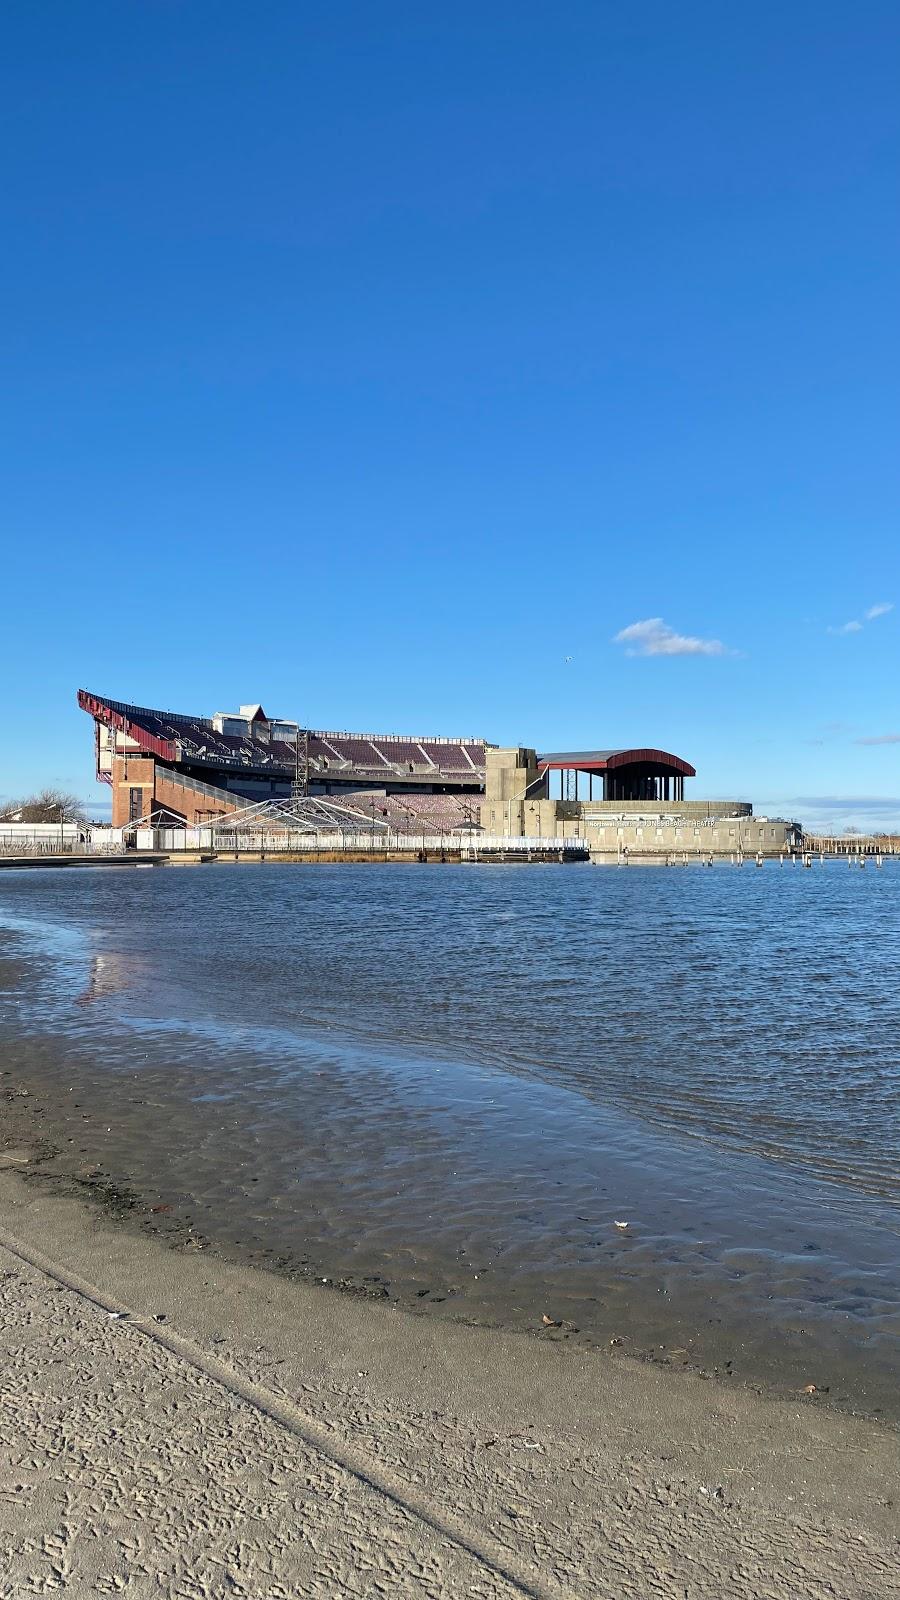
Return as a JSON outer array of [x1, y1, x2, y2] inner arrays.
[[537, 747, 696, 777]]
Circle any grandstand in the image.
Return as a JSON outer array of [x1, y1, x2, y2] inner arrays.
[[77, 691, 489, 830]]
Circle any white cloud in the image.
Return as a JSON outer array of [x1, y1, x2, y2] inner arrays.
[[855, 733, 900, 746], [756, 795, 900, 833], [828, 601, 893, 635], [613, 617, 729, 658]]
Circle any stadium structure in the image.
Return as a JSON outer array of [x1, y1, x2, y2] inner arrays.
[[77, 690, 800, 856], [78, 690, 489, 833]]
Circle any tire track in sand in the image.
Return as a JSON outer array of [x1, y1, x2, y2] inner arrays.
[[0, 1223, 577, 1600]]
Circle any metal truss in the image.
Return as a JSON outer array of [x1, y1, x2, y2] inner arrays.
[[202, 794, 390, 834]]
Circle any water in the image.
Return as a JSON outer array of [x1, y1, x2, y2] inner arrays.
[[0, 862, 898, 1413]]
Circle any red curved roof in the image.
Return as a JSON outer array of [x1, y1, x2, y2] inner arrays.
[[537, 748, 696, 777]]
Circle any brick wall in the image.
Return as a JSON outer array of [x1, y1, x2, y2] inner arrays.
[[112, 758, 239, 826], [153, 769, 236, 826], [111, 756, 155, 827]]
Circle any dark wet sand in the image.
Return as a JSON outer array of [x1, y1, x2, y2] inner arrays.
[[2, 1040, 898, 1425]]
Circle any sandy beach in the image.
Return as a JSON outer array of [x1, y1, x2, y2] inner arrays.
[[0, 1163, 897, 1600]]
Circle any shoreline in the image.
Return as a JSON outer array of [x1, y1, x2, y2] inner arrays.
[[1, 895, 898, 1425], [3, 1040, 898, 1427], [0, 1161, 897, 1597], [1, 873, 898, 1439]]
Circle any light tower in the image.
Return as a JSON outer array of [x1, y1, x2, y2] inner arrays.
[[292, 727, 310, 803]]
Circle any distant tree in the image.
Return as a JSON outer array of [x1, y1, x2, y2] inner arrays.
[[0, 789, 86, 823]]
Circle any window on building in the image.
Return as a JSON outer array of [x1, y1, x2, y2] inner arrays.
[[129, 788, 143, 822]]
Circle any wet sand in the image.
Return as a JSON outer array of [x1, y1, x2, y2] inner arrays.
[[0, 1163, 897, 1599], [3, 1036, 898, 1422]]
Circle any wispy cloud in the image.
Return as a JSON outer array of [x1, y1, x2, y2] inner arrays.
[[756, 795, 900, 833], [855, 733, 900, 746], [828, 601, 893, 635], [791, 796, 900, 809], [613, 617, 731, 658]]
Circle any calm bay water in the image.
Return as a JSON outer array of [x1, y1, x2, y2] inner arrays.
[[0, 862, 898, 1411]]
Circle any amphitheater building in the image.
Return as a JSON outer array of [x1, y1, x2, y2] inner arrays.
[[77, 691, 801, 858]]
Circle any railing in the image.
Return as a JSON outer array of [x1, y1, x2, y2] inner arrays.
[[0, 837, 125, 856], [156, 766, 257, 807], [146, 829, 588, 855], [803, 835, 900, 856]]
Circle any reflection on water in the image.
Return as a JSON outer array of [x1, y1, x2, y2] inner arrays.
[[75, 951, 135, 1007], [0, 863, 898, 1409]]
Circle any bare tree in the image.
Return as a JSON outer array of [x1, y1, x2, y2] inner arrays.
[[0, 789, 86, 823]]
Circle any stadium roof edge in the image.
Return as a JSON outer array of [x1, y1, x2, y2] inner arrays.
[[76, 690, 491, 749]]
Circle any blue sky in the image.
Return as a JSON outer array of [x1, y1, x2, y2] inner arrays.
[[2, 2, 898, 830]]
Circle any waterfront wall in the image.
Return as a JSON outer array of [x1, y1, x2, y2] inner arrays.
[[589, 814, 800, 861], [133, 828, 589, 862]]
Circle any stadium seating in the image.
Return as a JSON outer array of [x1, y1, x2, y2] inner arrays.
[[79, 692, 487, 786], [339, 790, 482, 832]]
